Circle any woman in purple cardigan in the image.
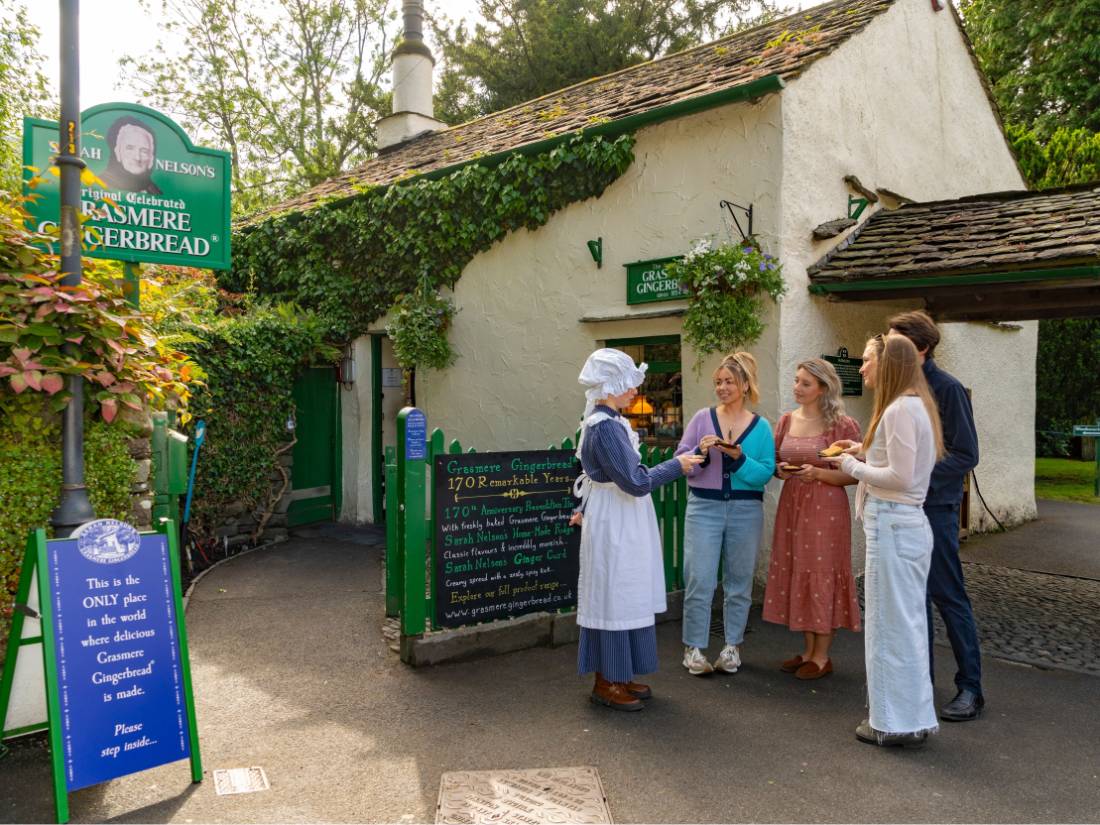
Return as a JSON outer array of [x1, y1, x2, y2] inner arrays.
[[675, 352, 775, 675]]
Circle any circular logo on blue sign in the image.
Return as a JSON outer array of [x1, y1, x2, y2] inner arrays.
[[73, 519, 141, 564]]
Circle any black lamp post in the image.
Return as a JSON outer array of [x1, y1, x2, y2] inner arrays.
[[51, 0, 95, 537]]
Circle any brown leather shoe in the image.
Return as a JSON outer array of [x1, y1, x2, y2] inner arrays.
[[595, 673, 651, 701], [591, 674, 644, 711], [780, 654, 805, 673], [795, 658, 833, 680]]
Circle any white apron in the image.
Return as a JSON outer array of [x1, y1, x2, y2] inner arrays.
[[575, 413, 668, 631]]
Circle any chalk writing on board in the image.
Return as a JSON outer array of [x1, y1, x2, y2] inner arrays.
[[433, 451, 581, 628]]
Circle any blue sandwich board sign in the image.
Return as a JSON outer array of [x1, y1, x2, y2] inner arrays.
[[0, 520, 201, 823]]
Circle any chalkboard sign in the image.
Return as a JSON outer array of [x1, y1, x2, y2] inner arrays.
[[823, 348, 864, 397], [434, 451, 581, 628], [0, 521, 201, 823]]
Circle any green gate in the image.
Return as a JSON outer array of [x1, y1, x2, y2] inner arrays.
[[287, 367, 342, 527]]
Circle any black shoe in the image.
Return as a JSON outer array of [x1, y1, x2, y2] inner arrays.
[[855, 719, 928, 748], [940, 689, 984, 722]]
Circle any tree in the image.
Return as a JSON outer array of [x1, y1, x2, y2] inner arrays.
[[430, 0, 785, 124], [959, 0, 1100, 138], [0, 0, 51, 194], [124, 0, 398, 216]]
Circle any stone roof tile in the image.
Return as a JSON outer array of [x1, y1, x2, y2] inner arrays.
[[241, 0, 895, 225], [808, 183, 1100, 283]]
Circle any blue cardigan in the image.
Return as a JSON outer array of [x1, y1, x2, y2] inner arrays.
[[690, 410, 775, 501]]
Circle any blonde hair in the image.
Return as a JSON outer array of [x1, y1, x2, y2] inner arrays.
[[863, 336, 944, 458], [796, 358, 845, 426], [714, 351, 760, 405]]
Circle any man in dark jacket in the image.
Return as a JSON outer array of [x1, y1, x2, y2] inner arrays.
[[889, 311, 984, 721]]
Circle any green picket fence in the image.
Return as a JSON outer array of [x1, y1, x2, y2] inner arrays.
[[386, 424, 689, 636]]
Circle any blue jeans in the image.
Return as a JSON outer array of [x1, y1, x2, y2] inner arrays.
[[681, 494, 763, 649], [925, 503, 983, 695]]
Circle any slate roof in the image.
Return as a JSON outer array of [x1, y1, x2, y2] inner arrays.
[[241, 0, 895, 226], [807, 184, 1100, 284]]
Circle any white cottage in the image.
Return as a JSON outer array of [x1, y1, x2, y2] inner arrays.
[[253, 0, 1040, 578]]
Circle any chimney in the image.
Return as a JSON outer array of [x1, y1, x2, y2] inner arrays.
[[377, 0, 446, 150]]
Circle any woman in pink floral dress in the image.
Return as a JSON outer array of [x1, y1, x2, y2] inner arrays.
[[763, 358, 862, 680]]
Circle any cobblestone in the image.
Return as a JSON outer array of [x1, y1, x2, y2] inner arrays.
[[859, 562, 1100, 677], [939, 563, 1100, 677]]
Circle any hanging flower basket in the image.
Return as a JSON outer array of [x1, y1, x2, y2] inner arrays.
[[665, 238, 786, 368]]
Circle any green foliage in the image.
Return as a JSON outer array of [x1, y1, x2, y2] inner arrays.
[[1034, 458, 1100, 504], [0, 0, 52, 194], [229, 133, 637, 363], [432, 0, 782, 121], [1035, 318, 1100, 454], [125, 0, 398, 216], [1005, 124, 1100, 189], [959, 0, 1100, 138], [664, 239, 786, 369], [0, 399, 135, 631], [175, 303, 338, 540], [0, 192, 199, 423], [387, 285, 456, 371]]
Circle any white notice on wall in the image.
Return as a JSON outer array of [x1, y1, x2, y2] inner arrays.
[[382, 368, 403, 388]]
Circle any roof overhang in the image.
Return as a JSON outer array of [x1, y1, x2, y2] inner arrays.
[[808, 265, 1100, 321]]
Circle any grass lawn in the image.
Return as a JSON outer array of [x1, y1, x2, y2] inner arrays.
[[1035, 457, 1100, 504]]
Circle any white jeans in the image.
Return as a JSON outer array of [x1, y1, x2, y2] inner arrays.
[[863, 497, 939, 735]]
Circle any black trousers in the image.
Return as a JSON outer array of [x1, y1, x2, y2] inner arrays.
[[924, 503, 983, 695]]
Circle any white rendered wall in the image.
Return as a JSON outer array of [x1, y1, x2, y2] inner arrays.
[[412, 97, 785, 454], [777, 0, 1035, 577]]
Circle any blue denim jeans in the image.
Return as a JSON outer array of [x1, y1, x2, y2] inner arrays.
[[925, 503, 983, 695], [681, 494, 763, 649]]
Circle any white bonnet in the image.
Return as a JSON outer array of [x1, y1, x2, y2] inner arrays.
[[578, 348, 647, 402]]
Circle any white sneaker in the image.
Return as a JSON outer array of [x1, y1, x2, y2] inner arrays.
[[682, 646, 714, 676], [714, 644, 741, 674]]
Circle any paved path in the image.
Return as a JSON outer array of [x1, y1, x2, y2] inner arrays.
[[961, 499, 1100, 580], [2, 524, 1099, 823]]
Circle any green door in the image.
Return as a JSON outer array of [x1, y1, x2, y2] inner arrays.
[[287, 367, 341, 527]]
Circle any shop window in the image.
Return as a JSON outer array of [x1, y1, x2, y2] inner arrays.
[[606, 335, 683, 449]]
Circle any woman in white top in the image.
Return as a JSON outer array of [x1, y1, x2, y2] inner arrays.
[[825, 334, 944, 747]]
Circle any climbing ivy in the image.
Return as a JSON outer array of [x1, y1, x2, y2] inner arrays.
[[228, 134, 637, 365], [0, 398, 135, 639]]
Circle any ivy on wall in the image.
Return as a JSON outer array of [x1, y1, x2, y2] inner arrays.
[[227, 134, 638, 363], [0, 400, 135, 636], [171, 303, 338, 541]]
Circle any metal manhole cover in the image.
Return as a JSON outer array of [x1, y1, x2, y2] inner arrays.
[[437, 766, 612, 824], [213, 766, 270, 795]]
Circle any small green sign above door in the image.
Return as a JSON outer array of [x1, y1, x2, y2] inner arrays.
[[22, 102, 232, 270], [625, 256, 688, 305]]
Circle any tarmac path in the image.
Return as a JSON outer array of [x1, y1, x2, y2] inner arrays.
[[2, 518, 1098, 823]]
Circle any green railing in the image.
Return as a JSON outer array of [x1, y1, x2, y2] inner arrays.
[[385, 423, 689, 636]]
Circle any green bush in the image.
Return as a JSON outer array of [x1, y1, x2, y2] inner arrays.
[[0, 399, 135, 641]]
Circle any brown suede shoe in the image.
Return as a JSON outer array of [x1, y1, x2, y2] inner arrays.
[[624, 681, 652, 700], [795, 659, 833, 680], [590, 679, 644, 711], [780, 654, 805, 673]]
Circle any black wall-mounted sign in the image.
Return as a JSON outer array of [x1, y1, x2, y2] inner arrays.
[[823, 348, 864, 397], [433, 451, 580, 629]]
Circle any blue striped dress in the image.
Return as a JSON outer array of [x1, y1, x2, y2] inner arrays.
[[576, 405, 682, 682]]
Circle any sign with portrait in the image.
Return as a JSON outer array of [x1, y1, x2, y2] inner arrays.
[[22, 103, 232, 270]]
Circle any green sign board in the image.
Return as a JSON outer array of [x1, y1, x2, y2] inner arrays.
[[23, 103, 231, 270], [625, 256, 688, 305], [823, 348, 863, 397]]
